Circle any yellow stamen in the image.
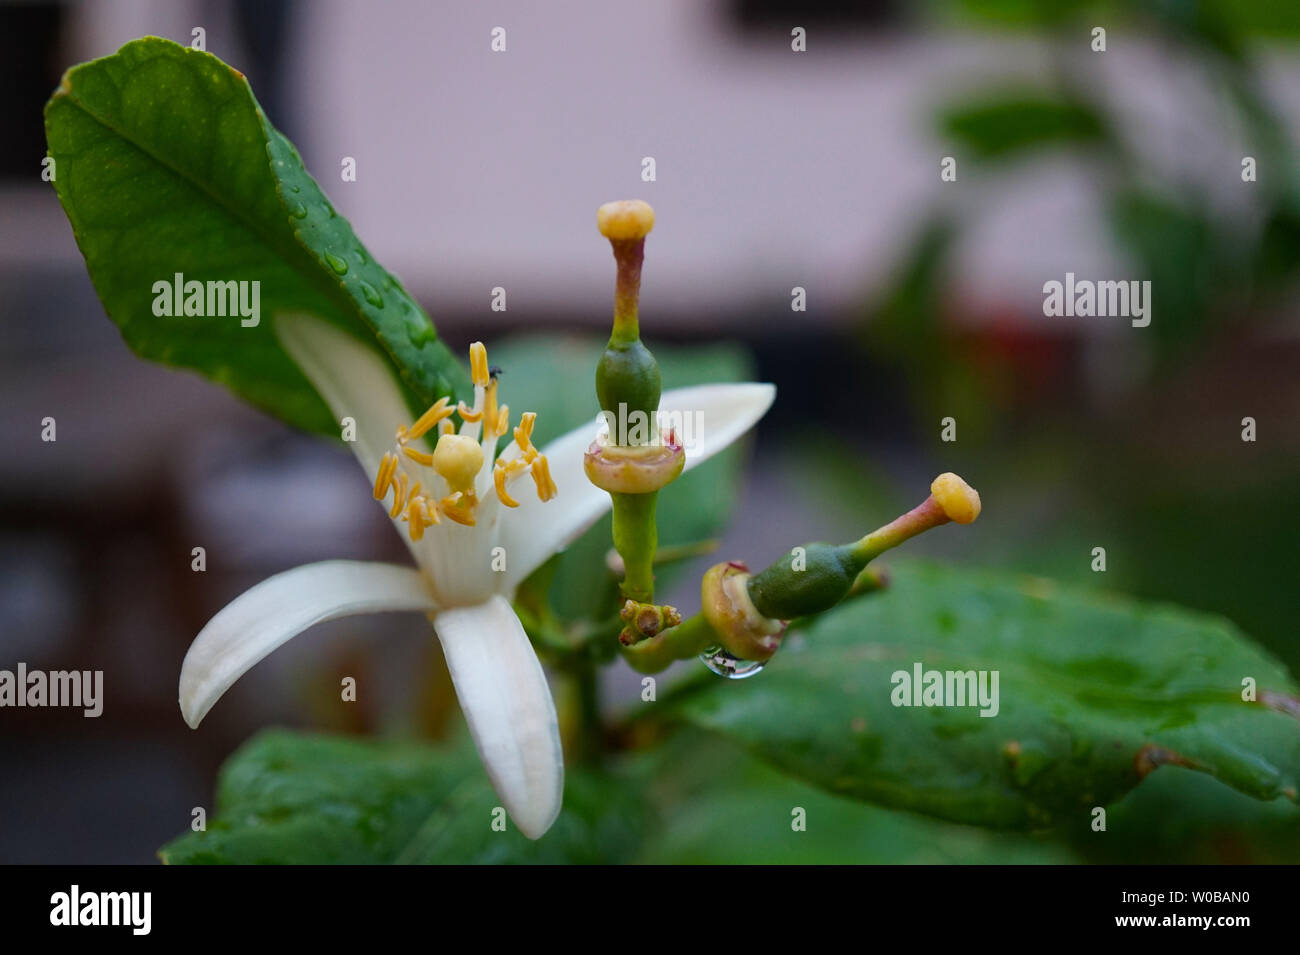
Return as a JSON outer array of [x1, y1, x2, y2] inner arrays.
[[470, 342, 489, 388], [408, 496, 434, 541], [440, 493, 477, 527], [495, 457, 529, 479], [402, 446, 435, 467], [389, 471, 410, 518], [373, 453, 398, 500], [483, 380, 499, 435], [514, 412, 537, 456], [400, 397, 453, 443], [373, 341, 561, 533], [531, 455, 557, 501], [494, 464, 520, 508]]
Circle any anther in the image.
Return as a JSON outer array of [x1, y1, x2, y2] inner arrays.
[[408, 496, 435, 541], [390, 471, 410, 519], [373, 453, 398, 500], [494, 464, 520, 508], [483, 381, 499, 434], [514, 412, 537, 455], [531, 456, 557, 501], [402, 446, 435, 467], [401, 397, 453, 443], [470, 342, 489, 388], [440, 493, 476, 527]]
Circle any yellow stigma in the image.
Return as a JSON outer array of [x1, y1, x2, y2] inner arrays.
[[597, 200, 655, 240], [931, 472, 981, 524], [470, 342, 489, 388], [432, 433, 485, 494]]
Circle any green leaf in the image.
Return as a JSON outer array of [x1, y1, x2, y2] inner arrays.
[[1071, 765, 1300, 864], [160, 730, 647, 864], [487, 333, 754, 624], [637, 733, 1077, 863], [938, 90, 1108, 163], [45, 36, 469, 437], [673, 562, 1300, 828]]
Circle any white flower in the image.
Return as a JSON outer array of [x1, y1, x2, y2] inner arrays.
[[178, 313, 775, 839]]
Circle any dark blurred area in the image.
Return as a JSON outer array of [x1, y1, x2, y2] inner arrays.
[[1, 0, 1298, 862]]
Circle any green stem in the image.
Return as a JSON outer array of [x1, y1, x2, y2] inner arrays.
[[612, 491, 658, 602], [849, 496, 947, 564], [620, 612, 716, 674]]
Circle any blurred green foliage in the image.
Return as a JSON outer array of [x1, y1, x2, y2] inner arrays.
[[842, 0, 1300, 863]]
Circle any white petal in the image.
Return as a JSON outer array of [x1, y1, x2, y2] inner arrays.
[[275, 312, 418, 481], [180, 560, 436, 728], [433, 596, 564, 839], [503, 381, 776, 590]]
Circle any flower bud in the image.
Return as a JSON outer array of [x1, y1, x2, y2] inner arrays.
[[618, 599, 682, 646]]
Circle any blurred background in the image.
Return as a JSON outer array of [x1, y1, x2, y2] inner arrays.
[[1, 0, 1298, 863]]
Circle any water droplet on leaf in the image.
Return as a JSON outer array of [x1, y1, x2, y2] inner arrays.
[[289, 201, 308, 219], [406, 322, 437, 348], [324, 252, 349, 275], [359, 281, 383, 307]]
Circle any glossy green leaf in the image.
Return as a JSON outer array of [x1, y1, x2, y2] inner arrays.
[[45, 36, 468, 437], [637, 733, 1077, 863], [673, 562, 1300, 828], [160, 730, 646, 864], [1070, 765, 1300, 864]]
